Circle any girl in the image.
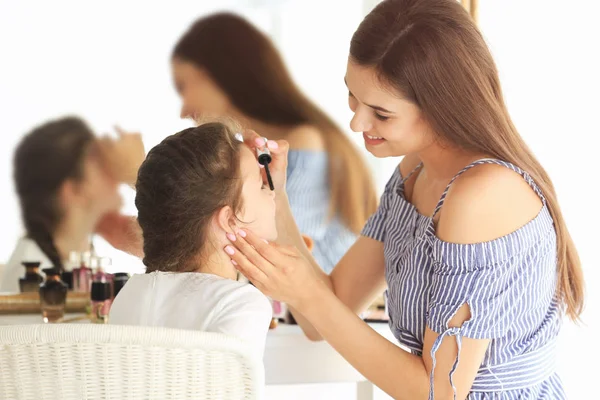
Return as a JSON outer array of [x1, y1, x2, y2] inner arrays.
[[109, 122, 273, 356], [226, 0, 584, 398], [1, 117, 141, 293]]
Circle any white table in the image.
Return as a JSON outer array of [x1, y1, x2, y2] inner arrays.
[[0, 314, 397, 400]]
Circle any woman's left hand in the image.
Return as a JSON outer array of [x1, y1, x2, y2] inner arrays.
[[241, 129, 289, 194], [225, 228, 325, 310]]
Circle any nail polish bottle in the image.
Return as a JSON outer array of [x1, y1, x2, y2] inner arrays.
[[90, 281, 111, 324], [112, 272, 130, 298], [93, 257, 114, 298], [39, 268, 68, 323], [61, 252, 79, 290], [73, 251, 92, 292], [19, 261, 44, 293]]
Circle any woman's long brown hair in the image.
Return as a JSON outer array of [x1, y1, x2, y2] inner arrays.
[[351, 0, 583, 319], [173, 13, 377, 234]]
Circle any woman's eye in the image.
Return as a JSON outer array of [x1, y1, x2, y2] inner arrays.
[[375, 113, 389, 121]]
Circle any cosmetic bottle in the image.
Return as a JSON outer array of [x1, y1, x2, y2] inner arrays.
[[112, 272, 130, 298], [39, 268, 68, 323], [73, 251, 92, 292], [90, 281, 111, 324], [19, 261, 44, 293]]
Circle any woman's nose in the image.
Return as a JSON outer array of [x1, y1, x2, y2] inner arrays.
[[349, 108, 372, 133]]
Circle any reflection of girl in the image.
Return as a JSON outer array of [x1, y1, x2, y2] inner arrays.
[[226, 1, 583, 398], [170, 13, 377, 273], [110, 122, 273, 356], [1, 117, 143, 293]]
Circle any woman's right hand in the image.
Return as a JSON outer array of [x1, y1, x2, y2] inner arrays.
[[97, 126, 146, 188], [242, 129, 289, 194]]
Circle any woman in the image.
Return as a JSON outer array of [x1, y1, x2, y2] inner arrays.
[[225, 0, 584, 398], [0, 117, 144, 293], [170, 12, 377, 273]]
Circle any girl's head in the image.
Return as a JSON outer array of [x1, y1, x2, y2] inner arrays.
[[135, 122, 277, 273], [14, 117, 121, 268], [349, 0, 584, 319], [172, 12, 378, 235]]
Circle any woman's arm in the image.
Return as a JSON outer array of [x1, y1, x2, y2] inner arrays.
[[227, 159, 542, 398], [228, 230, 484, 399], [300, 283, 492, 400], [95, 213, 143, 258], [274, 192, 386, 340], [244, 131, 387, 340]]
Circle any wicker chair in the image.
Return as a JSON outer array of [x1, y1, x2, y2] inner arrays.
[[0, 324, 264, 399]]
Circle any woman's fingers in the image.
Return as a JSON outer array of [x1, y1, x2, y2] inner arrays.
[[225, 229, 276, 277], [242, 128, 289, 190], [242, 129, 262, 149], [227, 247, 269, 288], [268, 241, 299, 257], [237, 229, 293, 261]]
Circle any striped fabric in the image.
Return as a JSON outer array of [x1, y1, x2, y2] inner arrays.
[[286, 150, 357, 274], [362, 159, 566, 399]]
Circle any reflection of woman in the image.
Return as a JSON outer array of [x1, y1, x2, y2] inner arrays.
[[226, 1, 583, 398], [170, 13, 377, 273], [0, 117, 144, 293]]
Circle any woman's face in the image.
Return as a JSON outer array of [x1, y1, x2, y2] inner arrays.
[[66, 145, 121, 218], [171, 58, 230, 120], [236, 146, 277, 241], [345, 59, 435, 158]]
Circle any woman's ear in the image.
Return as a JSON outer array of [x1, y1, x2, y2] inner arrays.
[[215, 206, 237, 233]]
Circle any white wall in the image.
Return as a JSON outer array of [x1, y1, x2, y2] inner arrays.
[[0, 0, 597, 398], [479, 1, 599, 398]]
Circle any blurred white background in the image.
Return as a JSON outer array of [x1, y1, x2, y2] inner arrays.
[[0, 0, 597, 398]]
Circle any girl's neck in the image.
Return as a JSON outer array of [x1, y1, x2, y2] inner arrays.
[[196, 249, 238, 281], [53, 209, 97, 261]]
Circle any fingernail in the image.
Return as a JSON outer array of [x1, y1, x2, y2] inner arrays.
[[267, 140, 278, 150], [224, 246, 235, 255], [226, 232, 236, 242], [263, 239, 269, 244], [231, 259, 238, 266], [237, 229, 247, 238], [255, 138, 265, 146]]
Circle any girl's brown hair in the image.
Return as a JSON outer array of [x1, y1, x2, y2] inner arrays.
[[351, 0, 584, 319], [135, 122, 244, 272], [14, 117, 95, 270], [173, 12, 377, 233]]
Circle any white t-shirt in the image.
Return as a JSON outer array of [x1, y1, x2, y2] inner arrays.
[[109, 271, 273, 357], [0, 237, 52, 293]]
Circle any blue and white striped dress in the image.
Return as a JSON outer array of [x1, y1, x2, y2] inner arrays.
[[286, 150, 357, 274], [362, 159, 566, 399]]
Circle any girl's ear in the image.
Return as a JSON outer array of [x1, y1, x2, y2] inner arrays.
[[215, 205, 237, 233]]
